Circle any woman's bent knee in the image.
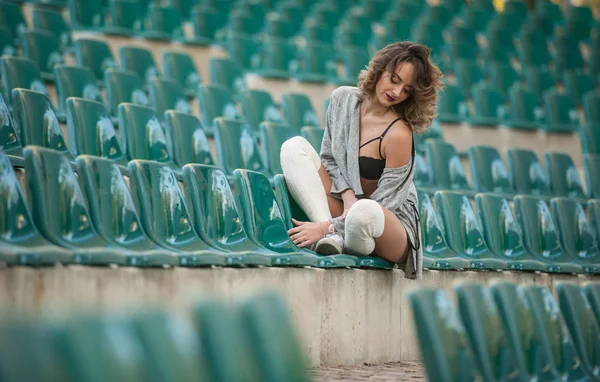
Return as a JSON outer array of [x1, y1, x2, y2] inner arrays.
[[280, 136, 321, 171], [344, 199, 385, 256]]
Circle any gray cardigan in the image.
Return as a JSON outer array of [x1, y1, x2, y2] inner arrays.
[[320, 86, 422, 280]]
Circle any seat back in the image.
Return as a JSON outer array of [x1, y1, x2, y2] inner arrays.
[[147, 5, 183, 37], [109, 0, 144, 32], [197, 84, 239, 135], [208, 57, 245, 95], [476, 193, 526, 259], [300, 126, 324, 151], [0, 1, 26, 41], [162, 51, 201, 92], [417, 189, 454, 258], [68, 0, 105, 28], [259, 122, 295, 176], [241, 89, 282, 133], [74, 38, 116, 81], [281, 92, 319, 134], [507, 148, 550, 195], [584, 154, 600, 198], [119, 46, 159, 82], [543, 152, 586, 198], [21, 30, 63, 75], [164, 111, 214, 167], [31, 7, 71, 51], [54, 65, 103, 112], [148, 76, 192, 118], [467, 145, 511, 193], [104, 68, 149, 116], [425, 140, 470, 190], [0, 56, 47, 105], [0, 91, 21, 156], [551, 197, 599, 262], [214, 118, 266, 175]]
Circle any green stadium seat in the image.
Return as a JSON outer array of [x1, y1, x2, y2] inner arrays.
[[467, 145, 512, 195], [106, 0, 144, 36], [68, 0, 105, 30], [168, 0, 195, 21], [565, 5, 595, 40], [471, 0, 496, 14], [563, 71, 595, 107], [300, 126, 324, 151], [437, 84, 469, 123], [528, 13, 555, 37], [583, 90, 600, 124], [454, 59, 484, 97], [164, 111, 214, 167], [361, 0, 392, 21], [461, 6, 491, 33], [522, 67, 555, 101], [263, 13, 297, 39], [105, 68, 150, 117], [487, 62, 519, 95], [11, 89, 70, 155], [381, 15, 413, 42], [543, 152, 587, 200], [503, 0, 528, 18], [580, 123, 600, 155], [189, 6, 221, 44], [454, 283, 525, 380], [414, 120, 443, 154], [74, 38, 117, 83], [408, 288, 482, 382], [208, 57, 245, 97], [240, 89, 282, 135], [127, 159, 231, 267], [443, 44, 478, 64], [475, 193, 546, 271], [65, 98, 127, 165], [310, 2, 342, 28], [336, 8, 372, 40], [434, 191, 508, 270], [54, 65, 103, 118], [588, 38, 600, 77], [148, 76, 192, 119], [32, 7, 71, 52], [505, 83, 546, 130], [555, 283, 600, 379], [583, 281, 600, 326], [292, 41, 337, 83], [259, 121, 295, 176], [389, 0, 425, 19], [281, 92, 319, 134], [251, 37, 295, 79], [543, 88, 579, 132], [0, 1, 26, 43], [0, 92, 21, 157], [506, 148, 550, 196], [420, 4, 454, 27], [424, 140, 472, 194], [337, 45, 371, 86], [162, 51, 201, 97], [218, 9, 262, 39], [411, 21, 445, 52], [223, 33, 258, 71], [535, 1, 564, 25], [0, 56, 48, 108], [468, 82, 506, 126], [487, 10, 523, 36], [21, 30, 63, 81], [447, 24, 477, 48], [119, 46, 159, 83], [197, 84, 240, 136], [553, 33, 585, 74], [518, 28, 551, 69], [302, 20, 334, 48], [75, 155, 179, 267], [483, 25, 516, 63], [584, 154, 600, 198], [23, 146, 131, 265], [513, 195, 583, 273], [414, 153, 435, 192], [213, 118, 267, 179], [142, 5, 183, 41], [0, 27, 16, 57], [551, 198, 600, 274]]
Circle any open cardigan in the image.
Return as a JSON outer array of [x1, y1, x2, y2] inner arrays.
[[320, 86, 422, 280]]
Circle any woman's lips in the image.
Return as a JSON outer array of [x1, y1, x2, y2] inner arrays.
[[386, 93, 395, 102]]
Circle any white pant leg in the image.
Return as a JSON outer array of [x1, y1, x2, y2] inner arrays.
[[344, 199, 385, 256]]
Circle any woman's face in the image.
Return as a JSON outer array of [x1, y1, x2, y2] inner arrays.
[[374, 62, 415, 108]]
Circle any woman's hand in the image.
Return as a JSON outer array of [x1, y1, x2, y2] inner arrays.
[[288, 219, 328, 248], [341, 189, 358, 219]]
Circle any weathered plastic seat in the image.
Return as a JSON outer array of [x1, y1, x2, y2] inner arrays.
[[21, 30, 63, 80], [300, 126, 324, 152], [208, 57, 245, 96], [468, 82, 506, 126], [424, 141, 473, 194], [563, 71, 595, 107], [240, 89, 282, 135], [506, 148, 551, 197], [31, 7, 72, 52], [68, 0, 105, 30], [104, 68, 150, 117], [0, 26, 16, 57], [259, 122, 295, 177], [583, 281, 600, 326], [543, 152, 587, 200], [104, 0, 144, 36], [505, 83, 546, 130], [164, 111, 214, 167], [292, 41, 337, 83], [197, 84, 240, 136], [467, 145, 513, 196], [0, 91, 22, 158], [162, 51, 201, 97], [54, 65, 103, 118], [281, 92, 320, 134], [0, 1, 26, 44], [437, 84, 469, 124], [148, 76, 192, 119], [74, 38, 117, 82], [543, 88, 580, 132], [142, 4, 183, 41], [251, 37, 295, 79], [119, 46, 159, 83], [584, 154, 600, 198]]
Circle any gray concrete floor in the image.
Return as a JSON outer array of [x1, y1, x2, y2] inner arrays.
[[311, 361, 426, 381]]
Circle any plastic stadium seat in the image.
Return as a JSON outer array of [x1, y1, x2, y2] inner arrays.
[[0, 152, 72, 265], [487, 63, 519, 95], [503, 0, 528, 18], [105, 68, 149, 117], [223, 33, 259, 71], [106, 0, 144, 36], [208, 57, 245, 96], [563, 71, 595, 107], [420, 4, 454, 27], [65, 98, 127, 165], [483, 25, 516, 63], [461, 6, 491, 33], [434, 191, 508, 270], [528, 13, 555, 37], [0, 93, 21, 157], [251, 37, 295, 79], [584, 281, 600, 325], [23, 146, 131, 265], [437, 84, 469, 123], [336, 8, 372, 39], [424, 140, 472, 193], [583, 90, 600, 124], [31, 7, 71, 52], [148, 76, 192, 119], [564, 5, 595, 40], [259, 122, 295, 176], [263, 13, 297, 40], [127, 159, 231, 267], [74, 38, 116, 83], [162, 51, 201, 97], [75, 155, 179, 267], [68, 0, 105, 29], [487, 10, 523, 36], [0, 1, 26, 43], [281, 92, 320, 134], [54, 65, 103, 117], [414, 120, 444, 154], [555, 283, 600, 379], [551, 198, 600, 274], [518, 28, 551, 69], [213, 118, 267, 179], [302, 20, 334, 48], [233, 169, 356, 267], [11, 89, 70, 155], [505, 84, 546, 130], [414, 153, 435, 192], [468, 82, 506, 126], [292, 41, 337, 83], [535, 1, 564, 25], [454, 59, 484, 96], [119, 46, 159, 83], [197, 84, 240, 136], [300, 126, 324, 151], [454, 284, 525, 380], [381, 15, 413, 42], [506, 148, 550, 196], [411, 21, 445, 52], [543, 89, 579, 132], [581, 123, 600, 155], [443, 44, 478, 65], [142, 5, 183, 41], [389, 0, 425, 19], [225, 7, 263, 37], [467, 145, 512, 195], [553, 33, 585, 74], [310, 2, 342, 28], [447, 24, 478, 48], [471, 0, 496, 14], [240, 89, 283, 135], [543, 152, 587, 200], [337, 45, 371, 86], [168, 0, 195, 21], [21, 30, 63, 81], [522, 67, 555, 101], [408, 288, 482, 382], [585, 154, 600, 198], [164, 111, 214, 167], [0, 27, 16, 57], [0, 56, 47, 107], [588, 39, 600, 77], [361, 0, 392, 21], [189, 6, 221, 44], [513, 195, 582, 273]]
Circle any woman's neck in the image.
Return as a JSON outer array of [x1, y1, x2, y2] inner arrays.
[[362, 96, 390, 118]]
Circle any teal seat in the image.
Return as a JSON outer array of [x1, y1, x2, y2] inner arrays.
[[505, 83, 546, 130], [462, 6, 492, 33], [259, 122, 295, 176], [414, 153, 435, 191], [168, 0, 195, 21], [518, 29, 551, 69], [251, 37, 295, 79], [262, 13, 297, 40], [292, 41, 337, 83], [223, 33, 258, 71], [381, 15, 413, 42], [0, 26, 16, 57], [408, 288, 482, 382], [0, 1, 26, 44], [476, 193, 546, 271], [0, 56, 48, 108], [300, 126, 324, 151], [127, 159, 231, 267], [208, 57, 245, 96], [581, 123, 600, 155], [583, 90, 600, 125], [563, 71, 595, 107], [535, 1, 564, 24], [11, 89, 70, 155], [555, 283, 600, 379], [148, 76, 192, 118], [447, 24, 478, 49], [197, 84, 240, 136], [162, 51, 201, 97], [189, 6, 221, 44], [551, 197, 600, 274], [23, 146, 132, 265], [164, 111, 214, 167], [588, 39, 600, 77], [417, 189, 469, 269], [414, 120, 443, 154], [21, 30, 63, 81], [213, 118, 267, 179], [506, 148, 551, 196], [119, 46, 159, 83], [68, 0, 105, 30], [0, 152, 72, 265], [0, 92, 22, 157], [487, 62, 519, 95], [337, 45, 371, 86], [65, 98, 127, 165], [528, 13, 555, 37], [361, 0, 392, 21], [142, 4, 183, 41], [241, 89, 282, 135], [301, 20, 334, 48], [522, 67, 555, 101], [543, 88, 579, 132], [420, 4, 454, 27], [584, 282, 600, 327], [467, 145, 512, 195], [454, 59, 484, 97], [443, 44, 478, 67], [553, 33, 584, 74], [76, 155, 179, 267], [32, 7, 71, 52], [412, 21, 445, 53], [437, 84, 469, 123], [585, 154, 600, 198], [281, 92, 320, 134], [104, 68, 150, 117], [74, 38, 117, 82], [468, 82, 506, 126], [484, 24, 517, 63], [454, 283, 524, 381], [105, 0, 144, 36], [54, 65, 103, 117], [424, 140, 472, 194], [543, 152, 587, 200]]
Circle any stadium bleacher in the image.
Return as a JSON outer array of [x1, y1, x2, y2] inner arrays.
[[2, 0, 600, 378]]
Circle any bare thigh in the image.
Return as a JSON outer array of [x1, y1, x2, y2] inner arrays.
[[318, 165, 344, 218], [373, 207, 410, 263]]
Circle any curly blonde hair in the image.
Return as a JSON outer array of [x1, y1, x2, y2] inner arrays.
[[357, 41, 443, 134]]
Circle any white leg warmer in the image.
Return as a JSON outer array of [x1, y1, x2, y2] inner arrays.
[[280, 136, 332, 222], [345, 199, 385, 256]]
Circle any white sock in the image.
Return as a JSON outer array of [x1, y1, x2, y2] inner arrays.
[[280, 136, 332, 223], [345, 199, 385, 256]]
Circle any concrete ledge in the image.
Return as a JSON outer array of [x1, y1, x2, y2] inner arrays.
[[0, 266, 596, 367]]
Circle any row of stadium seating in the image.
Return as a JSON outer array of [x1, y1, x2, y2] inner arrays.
[[0, 291, 310, 382], [410, 281, 600, 381]]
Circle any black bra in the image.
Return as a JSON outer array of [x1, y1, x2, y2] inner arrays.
[[358, 117, 403, 180]]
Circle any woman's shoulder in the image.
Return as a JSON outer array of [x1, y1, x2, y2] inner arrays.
[[331, 86, 360, 104]]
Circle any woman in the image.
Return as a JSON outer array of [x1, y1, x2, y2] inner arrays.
[[280, 41, 442, 280]]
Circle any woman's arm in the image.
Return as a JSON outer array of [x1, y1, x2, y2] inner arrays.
[[383, 121, 413, 168]]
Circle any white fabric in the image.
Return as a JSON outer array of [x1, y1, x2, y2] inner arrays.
[[345, 199, 385, 256]]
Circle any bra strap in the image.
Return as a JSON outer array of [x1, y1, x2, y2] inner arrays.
[[378, 117, 403, 158]]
